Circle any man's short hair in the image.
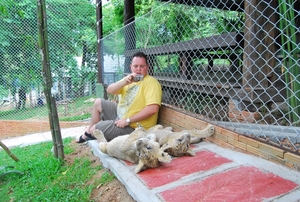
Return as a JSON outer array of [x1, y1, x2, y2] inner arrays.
[[132, 51, 148, 64]]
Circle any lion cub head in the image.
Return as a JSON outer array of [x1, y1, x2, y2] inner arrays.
[[135, 135, 172, 173], [162, 132, 195, 157]]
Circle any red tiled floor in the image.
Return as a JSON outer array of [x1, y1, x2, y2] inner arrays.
[[160, 166, 298, 202], [124, 161, 134, 166], [138, 150, 232, 188]]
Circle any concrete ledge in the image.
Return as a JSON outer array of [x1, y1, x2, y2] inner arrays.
[[87, 140, 300, 202], [158, 105, 300, 171], [88, 140, 162, 202]]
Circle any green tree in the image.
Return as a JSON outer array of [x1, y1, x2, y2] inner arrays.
[[0, 0, 97, 100], [0, 0, 40, 100], [46, 0, 96, 98]]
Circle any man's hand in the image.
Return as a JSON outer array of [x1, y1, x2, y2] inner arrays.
[[114, 119, 129, 128], [124, 73, 139, 84], [107, 73, 137, 95]]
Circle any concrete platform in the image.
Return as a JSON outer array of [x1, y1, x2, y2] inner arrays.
[[87, 139, 300, 202], [2, 127, 300, 202], [1, 127, 85, 148]]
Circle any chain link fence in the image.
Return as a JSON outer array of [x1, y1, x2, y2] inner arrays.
[[1, 1, 299, 154], [0, 0, 112, 122], [102, 0, 300, 154]]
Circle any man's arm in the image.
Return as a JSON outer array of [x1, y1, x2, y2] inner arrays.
[[114, 104, 160, 128], [106, 79, 127, 95], [129, 104, 160, 123], [107, 74, 134, 95]]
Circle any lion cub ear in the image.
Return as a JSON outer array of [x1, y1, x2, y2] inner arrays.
[[160, 143, 171, 151], [135, 160, 146, 173], [186, 149, 196, 156]]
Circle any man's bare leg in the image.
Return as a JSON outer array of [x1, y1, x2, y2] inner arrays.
[[76, 98, 102, 142], [87, 98, 102, 133]]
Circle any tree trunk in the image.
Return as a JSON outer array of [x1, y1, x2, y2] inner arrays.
[[36, 0, 64, 160]]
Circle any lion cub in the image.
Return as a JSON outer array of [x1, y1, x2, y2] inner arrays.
[[94, 125, 172, 173], [135, 134, 172, 173], [147, 124, 215, 157]]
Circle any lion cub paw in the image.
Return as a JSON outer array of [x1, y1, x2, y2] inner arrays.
[[93, 129, 107, 142], [158, 152, 172, 163], [206, 124, 215, 136], [99, 142, 108, 154]]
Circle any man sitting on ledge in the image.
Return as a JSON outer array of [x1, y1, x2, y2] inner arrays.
[[76, 51, 162, 143]]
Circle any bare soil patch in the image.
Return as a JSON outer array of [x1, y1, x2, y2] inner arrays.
[[67, 140, 135, 202]]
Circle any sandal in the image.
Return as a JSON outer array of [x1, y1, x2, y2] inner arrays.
[[76, 132, 96, 143], [84, 132, 96, 140]]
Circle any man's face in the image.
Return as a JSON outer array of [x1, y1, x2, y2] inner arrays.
[[130, 56, 149, 76]]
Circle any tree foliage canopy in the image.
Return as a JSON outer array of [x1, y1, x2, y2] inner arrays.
[[0, 0, 96, 99], [0, 0, 241, 100]]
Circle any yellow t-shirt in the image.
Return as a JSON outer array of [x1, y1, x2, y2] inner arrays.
[[117, 75, 162, 130]]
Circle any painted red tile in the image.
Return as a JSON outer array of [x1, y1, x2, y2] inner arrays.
[[138, 150, 232, 188], [123, 160, 134, 166], [160, 166, 298, 202]]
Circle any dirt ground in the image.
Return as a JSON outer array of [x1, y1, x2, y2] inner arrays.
[[66, 140, 135, 202]]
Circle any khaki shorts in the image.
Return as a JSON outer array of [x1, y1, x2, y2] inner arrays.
[[95, 99, 134, 142]]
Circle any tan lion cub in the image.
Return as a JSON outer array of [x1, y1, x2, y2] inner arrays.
[[146, 124, 215, 157], [94, 125, 172, 173], [135, 134, 172, 173]]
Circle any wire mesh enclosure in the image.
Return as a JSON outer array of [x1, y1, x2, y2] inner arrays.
[[0, 0, 299, 154], [102, 0, 300, 153], [0, 0, 101, 122]]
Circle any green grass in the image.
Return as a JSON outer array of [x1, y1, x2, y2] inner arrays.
[[0, 106, 49, 120], [0, 96, 94, 121], [59, 113, 91, 122], [0, 138, 114, 201]]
